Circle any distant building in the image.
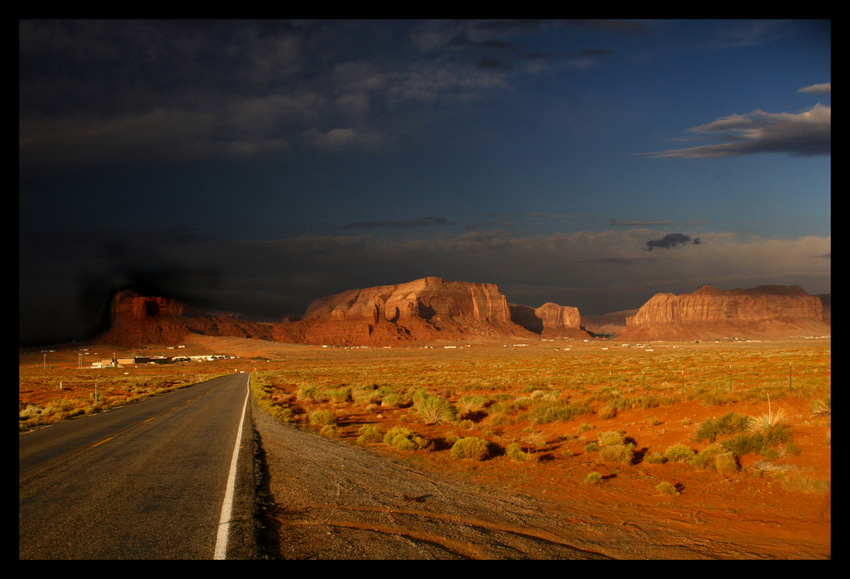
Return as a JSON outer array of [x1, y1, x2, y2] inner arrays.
[[91, 358, 116, 368]]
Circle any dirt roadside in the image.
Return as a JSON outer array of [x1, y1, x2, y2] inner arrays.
[[250, 400, 793, 560]]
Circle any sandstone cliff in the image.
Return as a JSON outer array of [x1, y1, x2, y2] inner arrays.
[[510, 302, 588, 338], [96, 280, 825, 349], [619, 285, 829, 340], [100, 288, 275, 347], [274, 277, 538, 346]]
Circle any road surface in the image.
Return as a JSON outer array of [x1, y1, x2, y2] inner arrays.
[[19, 373, 257, 560]]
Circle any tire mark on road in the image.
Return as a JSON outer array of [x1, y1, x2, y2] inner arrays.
[[264, 502, 611, 559]]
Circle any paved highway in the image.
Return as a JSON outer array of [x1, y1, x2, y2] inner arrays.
[[19, 373, 257, 560]]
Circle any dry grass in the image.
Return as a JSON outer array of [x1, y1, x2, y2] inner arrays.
[[20, 339, 830, 512], [748, 394, 790, 434]]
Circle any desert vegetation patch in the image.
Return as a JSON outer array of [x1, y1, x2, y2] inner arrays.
[[20, 337, 831, 558]]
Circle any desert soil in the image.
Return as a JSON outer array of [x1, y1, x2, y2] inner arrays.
[[251, 395, 829, 560], [20, 336, 831, 559]]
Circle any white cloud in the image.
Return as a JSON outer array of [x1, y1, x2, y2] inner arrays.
[[645, 103, 830, 159], [799, 82, 831, 95]]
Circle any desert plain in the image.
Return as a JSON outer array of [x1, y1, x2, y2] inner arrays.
[[19, 331, 830, 559]]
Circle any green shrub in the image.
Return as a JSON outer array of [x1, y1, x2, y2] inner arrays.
[[309, 409, 336, 426], [319, 424, 338, 437], [351, 384, 381, 404], [598, 404, 617, 420], [296, 385, 321, 401], [379, 391, 407, 408], [721, 425, 792, 458], [506, 442, 535, 463], [269, 405, 294, 423], [689, 445, 726, 469], [644, 451, 666, 464], [637, 395, 659, 410], [771, 472, 830, 494], [457, 395, 488, 417], [450, 437, 490, 461], [596, 431, 626, 447], [527, 400, 593, 425], [656, 481, 681, 496], [663, 444, 696, 463], [412, 390, 457, 424], [714, 451, 740, 475], [811, 395, 831, 416], [19, 404, 42, 421], [692, 412, 751, 443], [599, 444, 635, 464], [323, 386, 352, 403], [384, 427, 432, 451], [356, 424, 384, 444], [584, 471, 602, 484], [583, 442, 600, 453]]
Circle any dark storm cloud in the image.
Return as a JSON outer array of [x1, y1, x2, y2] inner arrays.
[[566, 48, 615, 70], [19, 227, 223, 343], [476, 56, 512, 71], [343, 216, 455, 230], [19, 223, 831, 345], [644, 233, 701, 251], [577, 256, 656, 266], [610, 219, 673, 227]]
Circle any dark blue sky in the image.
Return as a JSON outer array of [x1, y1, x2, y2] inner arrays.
[[19, 19, 830, 345]]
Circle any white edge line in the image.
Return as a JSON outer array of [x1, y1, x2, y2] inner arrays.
[[213, 374, 251, 560]]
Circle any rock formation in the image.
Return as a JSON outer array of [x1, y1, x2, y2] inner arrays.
[[100, 288, 275, 347], [619, 285, 829, 340], [581, 310, 636, 337], [510, 303, 587, 338], [274, 277, 542, 346], [94, 279, 828, 349]]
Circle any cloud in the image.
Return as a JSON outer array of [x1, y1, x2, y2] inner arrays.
[[566, 48, 615, 70], [610, 219, 673, 227], [644, 233, 701, 251], [20, 225, 831, 343], [644, 102, 830, 159], [301, 127, 385, 151], [577, 256, 656, 266], [799, 82, 830, 95], [343, 216, 455, 229]]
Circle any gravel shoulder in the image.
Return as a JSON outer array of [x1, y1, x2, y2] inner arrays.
[[250, 400, 726, 560]]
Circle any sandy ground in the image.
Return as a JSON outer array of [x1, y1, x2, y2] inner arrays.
[[250, 396, 829, 560], [21, 336, 831, 559], [254, 400, 700, 559]]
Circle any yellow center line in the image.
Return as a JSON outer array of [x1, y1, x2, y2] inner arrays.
[[90, 437, 114, 448], [89, 415, 158, 449]]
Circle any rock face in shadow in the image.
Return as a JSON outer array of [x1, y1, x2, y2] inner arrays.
[[100, 288, 275, 347], [510, 303, 588, 338], [535, 302, 584, 337], [619, 285, 829, 340]]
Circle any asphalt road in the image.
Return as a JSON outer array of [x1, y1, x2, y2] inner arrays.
[[19, 373, 258, 560]]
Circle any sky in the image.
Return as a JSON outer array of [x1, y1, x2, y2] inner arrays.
[[19, 19, 831, 345]]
